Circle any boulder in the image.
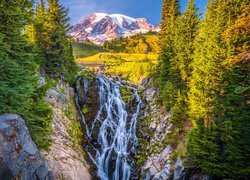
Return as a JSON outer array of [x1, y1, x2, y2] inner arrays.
[[0, 114, 52, 180]]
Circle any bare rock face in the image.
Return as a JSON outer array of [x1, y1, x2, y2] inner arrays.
[[42, 81, 91, 180], [0, 114, 52, 180], [142, 145, 172, 180]]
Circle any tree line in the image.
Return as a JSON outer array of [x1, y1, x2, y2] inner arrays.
[[156, 0, 249, 178], [0, 0, 77, 150]]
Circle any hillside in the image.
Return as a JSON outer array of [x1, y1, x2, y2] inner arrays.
[[72, 41, 104, 59], [76, 52, 158, 83], [73, 33, 160, 83], [103, 32, 160, 54]]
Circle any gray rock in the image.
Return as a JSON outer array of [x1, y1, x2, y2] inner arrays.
[[0, 114, 52, 180], [173, 156, 185, 180], [160, 163, 171, 180], [121, 80, 127, 85]]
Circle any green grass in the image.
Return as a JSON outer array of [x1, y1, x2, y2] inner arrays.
[[76, 52, 158, 84], [72, 41, 104, 59], [103, 32, 160, 54]]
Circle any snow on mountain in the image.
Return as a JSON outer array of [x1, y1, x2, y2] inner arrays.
[[69, 13, 159, 45]]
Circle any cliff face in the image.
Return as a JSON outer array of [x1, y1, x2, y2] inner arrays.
[[42, 81, 91, 180], [137, 79, 175, 179], [137, 79, 211, 180], [0, 114, 52, 180]]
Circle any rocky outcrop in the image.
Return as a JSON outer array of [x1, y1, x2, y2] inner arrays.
[[142, 145, 172, 179], [42, 81, 91, 180], [0, 114, 52, 180], [138, 80, 174, 179]]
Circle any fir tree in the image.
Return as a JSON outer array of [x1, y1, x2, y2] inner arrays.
[[45, 0, 77, 81], [155, 0, 180, 108]]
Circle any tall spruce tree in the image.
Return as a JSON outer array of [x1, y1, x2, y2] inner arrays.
[[156, 0, 180, 108], [33, 0, 48, 66], [45, 0, 77, 81]]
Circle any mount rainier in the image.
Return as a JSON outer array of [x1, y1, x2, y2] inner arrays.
[[69, 13, 159, 45]]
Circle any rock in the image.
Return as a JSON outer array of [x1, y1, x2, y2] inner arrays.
[[141, 145, 172, 180], [43, 83, 91, 180], [173, 156, 185, 180], [159, 163, 171, 180], [121, 80, 127, 85], [144, 87, 156, 102], [38, 76, 46, 87], [160, 145, 172, 161], [149, 166, 159, 177], [141, 78, 149, 86], [0, 114, 52, 180], [150, 121, 157, 130]]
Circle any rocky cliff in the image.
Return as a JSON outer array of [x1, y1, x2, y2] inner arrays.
[[136, 79, 211, 180], [0, 78, 92, 180], [0, 114, 52, 180], [42, 80, 91, 180]]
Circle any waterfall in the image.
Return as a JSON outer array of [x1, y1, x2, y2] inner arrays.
[[76, 74, 142, 180]]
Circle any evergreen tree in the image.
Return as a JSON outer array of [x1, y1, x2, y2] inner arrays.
[[45, 0, 77, 81], [34, 0, 47, 60], [155, 0, 180, 108], [174, 0, 200, 87]]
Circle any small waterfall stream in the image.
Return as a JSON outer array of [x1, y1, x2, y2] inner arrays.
[[76, 74, 142, 180]]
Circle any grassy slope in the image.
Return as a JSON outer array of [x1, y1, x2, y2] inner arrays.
[[72, 41, 104, 59], [77, 53, 158, 84], [74, 33, 159, 83], [104, 32, 160, 54]]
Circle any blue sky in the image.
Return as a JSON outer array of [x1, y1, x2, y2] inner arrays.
[[60, 0, 208, 25]]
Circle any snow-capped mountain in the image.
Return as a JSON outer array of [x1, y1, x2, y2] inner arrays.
[[69, 13, 159, 45]]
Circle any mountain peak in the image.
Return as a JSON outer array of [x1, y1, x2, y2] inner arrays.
[[70, 13, 159, 45]]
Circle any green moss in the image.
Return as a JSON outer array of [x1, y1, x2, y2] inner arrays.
[[163, 132, 180, 149], [80, 69, 95, 80], [82, 106, 89, 114], [120, 85, 135, 104], [138, 87, 145, 95]]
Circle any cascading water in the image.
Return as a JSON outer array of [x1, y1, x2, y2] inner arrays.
[[76, 74, 142, 180]]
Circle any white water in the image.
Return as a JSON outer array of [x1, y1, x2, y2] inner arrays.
[[77, 74, 142, 180]]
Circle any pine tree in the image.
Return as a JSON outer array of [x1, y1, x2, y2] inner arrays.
[[0, 0, 54, 150], [174, 0, 200, 86], [33, 0, 48, 66]]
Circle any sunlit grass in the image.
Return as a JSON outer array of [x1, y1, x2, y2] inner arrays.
[[76, 52, 158, 84]]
